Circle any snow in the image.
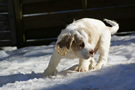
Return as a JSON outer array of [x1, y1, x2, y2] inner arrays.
[[0, 34, 135, 90]]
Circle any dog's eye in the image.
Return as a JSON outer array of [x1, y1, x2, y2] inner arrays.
[[79, 42, 85, 48]]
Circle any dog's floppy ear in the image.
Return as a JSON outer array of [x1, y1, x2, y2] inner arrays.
[[56, 34, 74, 56]]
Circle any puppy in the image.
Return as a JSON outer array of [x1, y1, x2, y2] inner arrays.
[[42, 18, 119, 77]]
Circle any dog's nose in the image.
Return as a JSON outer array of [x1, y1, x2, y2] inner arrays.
[[89, 50, 94, 56]]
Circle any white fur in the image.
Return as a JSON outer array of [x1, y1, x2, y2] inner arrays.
[[42, 18, 119, 77]]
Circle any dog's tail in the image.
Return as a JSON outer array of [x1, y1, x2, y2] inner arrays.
[[104, 19, 119, 35]]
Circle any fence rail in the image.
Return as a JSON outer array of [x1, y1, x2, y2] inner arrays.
[[0, 0, 135, 47]]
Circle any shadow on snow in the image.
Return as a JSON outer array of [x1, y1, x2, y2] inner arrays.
[[0, 72, 41, 87], [45, 63, 135, 90]]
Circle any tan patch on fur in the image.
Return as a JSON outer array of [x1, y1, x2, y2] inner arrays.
[[71, 34, 84, 55], [56, 35, 74, 56], [77, 26, 92, 44], [77, 20, 101, 53]]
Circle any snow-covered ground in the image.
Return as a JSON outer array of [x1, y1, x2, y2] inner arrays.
[[0, 34, 135, 90]]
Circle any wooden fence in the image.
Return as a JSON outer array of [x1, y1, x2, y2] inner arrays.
[[0, 0, 16, 46], [0, 0, 135, 47]]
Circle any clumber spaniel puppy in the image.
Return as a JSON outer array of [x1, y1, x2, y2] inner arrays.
[[42, 18, 119, 77]]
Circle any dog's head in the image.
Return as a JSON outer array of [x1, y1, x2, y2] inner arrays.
[[56, 29, 96, 59]]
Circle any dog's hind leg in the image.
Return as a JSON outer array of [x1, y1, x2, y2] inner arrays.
[[89, 57, 96, 70], [93, 30, 111, 70]]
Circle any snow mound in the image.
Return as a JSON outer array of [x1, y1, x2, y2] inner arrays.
[[0, 51, 9, 59]]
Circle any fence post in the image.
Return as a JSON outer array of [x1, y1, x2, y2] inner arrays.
[[82, 0, 87, 11], [8, 0, 17, 45], [11, 0, 25, 48]]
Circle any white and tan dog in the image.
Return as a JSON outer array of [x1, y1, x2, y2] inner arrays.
[[42, 18, 119, 77]]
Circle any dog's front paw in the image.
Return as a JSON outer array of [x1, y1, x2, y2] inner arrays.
[[74, 59, 90, 72], [41, 68, 58, 77], [89, 58, 96, 70], [92, 64, 102, 71], [74, 65, 89, 72]]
